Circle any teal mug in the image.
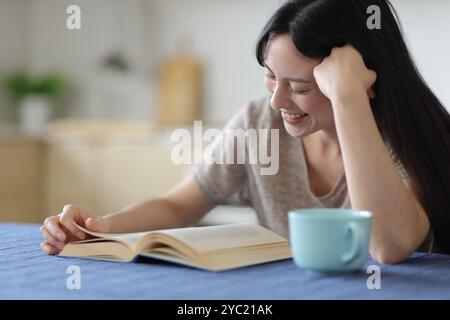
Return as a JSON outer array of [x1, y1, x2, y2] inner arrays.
[[288, 209, 373, 273]]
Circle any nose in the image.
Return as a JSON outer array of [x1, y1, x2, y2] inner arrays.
[[270, 83, 288, 111]]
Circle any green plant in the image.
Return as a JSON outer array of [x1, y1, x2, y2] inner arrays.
[[2, 71, 67, 105]]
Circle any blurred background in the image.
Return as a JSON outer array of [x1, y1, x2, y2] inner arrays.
[[0, 0, 448, 225]]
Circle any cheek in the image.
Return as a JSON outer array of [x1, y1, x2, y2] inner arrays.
[[294, 93, 332, 115]]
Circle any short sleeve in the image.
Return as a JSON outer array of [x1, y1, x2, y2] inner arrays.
[[191, 103, 251, 206]]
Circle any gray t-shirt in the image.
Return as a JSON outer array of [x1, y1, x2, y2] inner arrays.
[[192, 95, 433, 252]]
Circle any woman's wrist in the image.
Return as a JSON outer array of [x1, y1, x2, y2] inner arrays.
[[102, 207, 140, 233], [99, 213, 119, 233], [330, 82, 369, 107]]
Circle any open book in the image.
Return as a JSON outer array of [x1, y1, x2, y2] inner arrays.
[[59, 223, 292, 272]]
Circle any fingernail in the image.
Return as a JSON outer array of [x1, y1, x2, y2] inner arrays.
[[57, 233, 65, 241], [77, 232, 85, 239], [57, 242, 65, 249]]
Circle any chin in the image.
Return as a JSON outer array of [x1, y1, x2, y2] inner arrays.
[[284, 125, 309, 138]]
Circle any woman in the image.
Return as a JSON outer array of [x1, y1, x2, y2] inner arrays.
[[40, 0, 450, 264]]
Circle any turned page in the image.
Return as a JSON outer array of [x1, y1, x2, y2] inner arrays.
[[75, 224, 150, 249], [156, 223, 288, 253]]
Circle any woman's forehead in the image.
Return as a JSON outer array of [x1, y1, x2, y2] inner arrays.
[[265, 35, 319, 77]]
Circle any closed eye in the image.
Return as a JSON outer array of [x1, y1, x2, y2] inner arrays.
[[291, 88, 310, 95]]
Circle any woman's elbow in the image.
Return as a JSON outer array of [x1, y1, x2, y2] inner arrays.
[[370, 247, 413, 265]]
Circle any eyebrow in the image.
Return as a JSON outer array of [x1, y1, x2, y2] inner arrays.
[[264, 64, 311, 84]]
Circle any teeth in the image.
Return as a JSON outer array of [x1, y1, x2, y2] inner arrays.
[[282, 112, 306, 119]]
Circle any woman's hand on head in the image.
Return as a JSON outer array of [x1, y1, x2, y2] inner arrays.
[[40, 204, 111, 255], [313, 44, 377, 103]]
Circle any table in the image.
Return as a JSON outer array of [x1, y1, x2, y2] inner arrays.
[[1, 223, 449, 299]]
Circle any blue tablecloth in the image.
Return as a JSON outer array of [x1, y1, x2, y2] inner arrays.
[[1, 223, 449, 300]]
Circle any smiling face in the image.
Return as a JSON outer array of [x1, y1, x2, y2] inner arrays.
[[264, 34, 335, 138]]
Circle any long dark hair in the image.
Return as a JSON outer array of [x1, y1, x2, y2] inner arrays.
[[256, 0, 450, 253]]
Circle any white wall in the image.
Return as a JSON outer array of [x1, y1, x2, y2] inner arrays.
[[391, 0, 450, 111], [27, 0, 150, 118], [0, 0, 30, 123]]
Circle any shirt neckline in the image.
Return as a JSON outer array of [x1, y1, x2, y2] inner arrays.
[[298, 137, 346, 201]]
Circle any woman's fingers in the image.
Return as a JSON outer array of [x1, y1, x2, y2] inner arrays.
[[40, 226, 65, 250], [40, 241, 60, 255], [369, 69, 377, 83], [40, 204, 96, 254], [365, 69, 377, 89], [43, 216, 66, 242], [59, 204, 86, 240]]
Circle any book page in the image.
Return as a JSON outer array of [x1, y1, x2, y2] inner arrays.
[[75, 224, 150, 247], [157, 223, 287, 253]]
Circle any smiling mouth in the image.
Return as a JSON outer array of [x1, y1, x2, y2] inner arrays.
[[279, 106, 309, 126], [281, 107, 309, 120], [281, 112, 308, 120]]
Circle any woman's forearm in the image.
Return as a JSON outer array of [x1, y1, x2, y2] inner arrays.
[[102, 197, 190, 233], [332, 92, 423, 263], [99, 175, 215, 234]]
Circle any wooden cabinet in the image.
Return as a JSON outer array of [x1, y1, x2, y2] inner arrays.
[[0, 134, 44, 223]]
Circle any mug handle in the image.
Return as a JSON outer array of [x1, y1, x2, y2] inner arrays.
[[341, 221, 364, 264]]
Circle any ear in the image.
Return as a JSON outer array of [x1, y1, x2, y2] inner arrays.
[[367, 87, 376, 99]]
